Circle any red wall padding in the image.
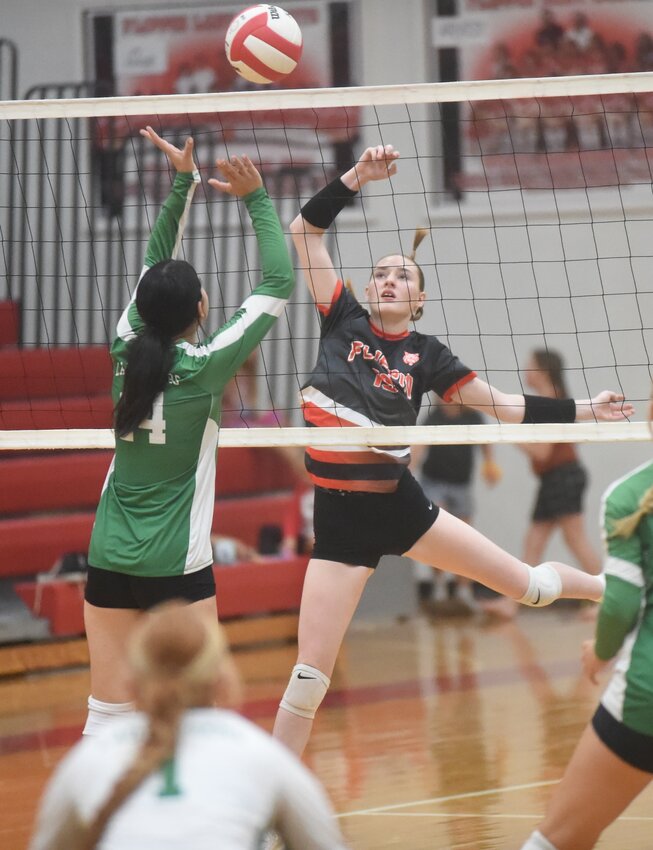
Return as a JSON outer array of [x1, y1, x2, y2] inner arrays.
[[0, 448, 299, 516], [216, 447, 298, 496], [0, 346, 112, 401], [0, 513, 96, 576], [0, 395, 114, 429], [211, 491, 297, 547], [14, 556, 309, 635], [0, 452, 112, 515], [0, 493, 297, 577], [0, 302, 20, 347]]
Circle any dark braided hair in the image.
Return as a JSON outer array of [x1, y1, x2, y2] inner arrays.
[[114, 260, 202, 437]]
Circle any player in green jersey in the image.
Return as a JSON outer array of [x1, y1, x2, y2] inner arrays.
[[520, 392, 653, 850], [83, 127, 294, 735]]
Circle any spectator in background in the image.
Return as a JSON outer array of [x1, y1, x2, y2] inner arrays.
[[535, 10, 565, 51], [482, 350, 601, 621], [29, 603, 348, 850], [565, 12, 595, 53], [635, 32, 653, 70], [412, 400, 502, 615], [489, 43, 517, 79], [211, 533, 260, 565]]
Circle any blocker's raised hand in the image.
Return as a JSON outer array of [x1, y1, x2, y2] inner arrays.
[[208, 155, 263, 197], [140, 126, 196, 174]]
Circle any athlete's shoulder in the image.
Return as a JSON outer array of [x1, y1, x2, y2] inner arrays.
[[185, 707, 267, 738], [408, 329, 448, 352], [322, 281, 368, 322], [603, 460, 653, 519], [189, 709, 301, 769]]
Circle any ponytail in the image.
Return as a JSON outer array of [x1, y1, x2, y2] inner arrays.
[[80, 686, 183, 850], [113, 260, 202, 438], [114, 330, 174, 438], [609, 485, 653, 539], [407, 227, 428, 321]]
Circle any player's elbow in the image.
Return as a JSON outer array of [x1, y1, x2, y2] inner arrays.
[[290, 215, 324, 239]]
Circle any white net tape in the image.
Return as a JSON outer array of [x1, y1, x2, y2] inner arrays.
[[1, 72, 651, 451], [0, 422, 648, 452]]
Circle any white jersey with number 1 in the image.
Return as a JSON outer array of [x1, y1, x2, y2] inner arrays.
[[29, 709, 348, 850]]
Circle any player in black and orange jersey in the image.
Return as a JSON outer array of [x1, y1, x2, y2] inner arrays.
[[268, 144, 632, 760]]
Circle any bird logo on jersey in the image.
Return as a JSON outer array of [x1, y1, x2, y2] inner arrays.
[[403, 351, 420, 366]]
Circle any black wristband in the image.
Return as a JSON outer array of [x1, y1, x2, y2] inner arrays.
[[300, 177, 358, 230], [522, 394, 576, 424]]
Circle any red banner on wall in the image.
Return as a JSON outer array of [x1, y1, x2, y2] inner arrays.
[[113, 2, 330, 95], [434, 0, 653, 190]]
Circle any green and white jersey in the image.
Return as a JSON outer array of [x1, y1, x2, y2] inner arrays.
[[598, 459, 653, 737], [89, 172, 294, 577]]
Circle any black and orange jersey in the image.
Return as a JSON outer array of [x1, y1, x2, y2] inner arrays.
[[301, 281, 476, 493]]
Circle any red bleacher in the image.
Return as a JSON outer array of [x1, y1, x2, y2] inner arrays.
[[0, 336, 308, 638], [0, 345, 113, 429], [15, 556, 308, 636], [0, 301, 20, 348]]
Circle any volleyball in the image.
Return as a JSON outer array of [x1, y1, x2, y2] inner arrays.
[[225, 5, 303, 85]]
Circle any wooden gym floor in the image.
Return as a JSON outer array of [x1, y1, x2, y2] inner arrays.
[[1, 607, 652, 850]]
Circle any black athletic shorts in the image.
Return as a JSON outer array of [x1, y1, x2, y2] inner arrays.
[[592, 703, 653, 773], [533, 462, 587, 522], [312, 469, 439, 569], [85, 564, 216, 610]]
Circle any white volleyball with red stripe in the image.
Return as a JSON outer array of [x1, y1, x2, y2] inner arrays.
[[225, 5, 303, 85]]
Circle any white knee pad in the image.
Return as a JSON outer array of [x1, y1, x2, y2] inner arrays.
[[279, 663, 330, 720], [518, 562, 563, 607]]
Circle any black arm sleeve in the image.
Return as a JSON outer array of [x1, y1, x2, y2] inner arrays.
[[300, 178, 357, 230], [522, 394, 576, 424]]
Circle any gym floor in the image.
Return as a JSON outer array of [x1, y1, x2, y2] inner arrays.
[[2, 607, 652, 850]]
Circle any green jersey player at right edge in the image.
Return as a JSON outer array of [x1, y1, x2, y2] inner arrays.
[[519, 386, 653, 850], [84, 127, 294, 736]]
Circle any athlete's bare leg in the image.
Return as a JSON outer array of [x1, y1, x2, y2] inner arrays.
[[559, 513, 602, 575], [84, 603, 141, 704], [478, 519, 555, 621], [534, 724, 651, 850], [405, 509, 603, 602], [84, 595, 217, 703], [273, 559, 372, 757], [524, 520, 555, 567]]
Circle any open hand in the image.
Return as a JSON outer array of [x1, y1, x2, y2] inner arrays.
[[140, 126, 196, 173], [588, 391, 634, 422], [208, 155, 262, 197], [343, 144, 400, 192]]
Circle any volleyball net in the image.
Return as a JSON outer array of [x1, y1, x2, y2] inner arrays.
[[1, 72, 652, 451]]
